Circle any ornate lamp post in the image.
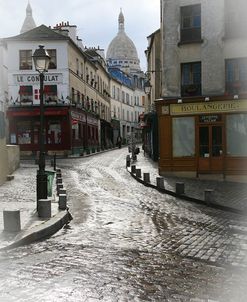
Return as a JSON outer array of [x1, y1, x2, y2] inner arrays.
[[32, 45, 50, 204]]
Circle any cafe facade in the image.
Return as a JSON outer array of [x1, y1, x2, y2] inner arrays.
[[156, 95, 247, 181]]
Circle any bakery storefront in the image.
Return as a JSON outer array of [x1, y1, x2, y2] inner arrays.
[[156, 96, 247, 180]]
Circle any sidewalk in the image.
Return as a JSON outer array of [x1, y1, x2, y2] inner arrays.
[[130, 151, 247, 213], [0, 162, 70, 250]]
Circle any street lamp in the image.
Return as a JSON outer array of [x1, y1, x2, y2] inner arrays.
[[32, 45, 50, 204], [144, 79, 152, 95]]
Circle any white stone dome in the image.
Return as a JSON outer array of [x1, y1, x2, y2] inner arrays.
[[106, 9, 140, 71]]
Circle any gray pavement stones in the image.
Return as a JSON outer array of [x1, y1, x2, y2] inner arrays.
[[0, 163, 71, 250]]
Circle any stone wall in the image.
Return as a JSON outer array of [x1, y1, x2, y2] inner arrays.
[[0, 138, 8, 185], [7, 144, 20, 175]]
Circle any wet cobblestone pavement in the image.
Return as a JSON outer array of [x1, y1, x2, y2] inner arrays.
[[0, 148, 247, 301]]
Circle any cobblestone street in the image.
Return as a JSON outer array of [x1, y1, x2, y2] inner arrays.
[[0, 148, 247, 301]]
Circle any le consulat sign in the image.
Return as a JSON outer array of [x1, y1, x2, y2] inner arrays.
[[14, 73, 63, 84]]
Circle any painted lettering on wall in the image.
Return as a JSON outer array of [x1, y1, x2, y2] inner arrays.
[[14, 73, 62, 84], [170, 100, 247, 115]]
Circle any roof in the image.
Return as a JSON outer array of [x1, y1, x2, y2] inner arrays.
[[4, 24, 69, 42]]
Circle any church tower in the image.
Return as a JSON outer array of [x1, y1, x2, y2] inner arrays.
[[20, 2, 36, 33]]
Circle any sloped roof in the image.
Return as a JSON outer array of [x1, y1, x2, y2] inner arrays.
[[5, 24, 69, 41]]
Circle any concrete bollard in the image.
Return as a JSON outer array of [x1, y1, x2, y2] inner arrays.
[[56, 177, 62, 184], [7, 175, 14, 181], [58, 194, 67, 210], [131, 165, 136, 174], [176, 182, 185, 195], [156, 177, 165, 189], [204, 189, 214, 204], [59, 188, 66, 195], [57, 183, 63, 195], [3, 210, 21, 232], [126, 155, 131, 167], [136, 168, 142, 178], [37, 199, 51, 218], [143, 173, 150, 183]]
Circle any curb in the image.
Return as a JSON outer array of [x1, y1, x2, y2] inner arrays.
[[1, 210, 72, 251], [127, 167, 244, 216]]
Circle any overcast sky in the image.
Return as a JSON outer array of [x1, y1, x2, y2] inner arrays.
[[0, 0, 160, 70]]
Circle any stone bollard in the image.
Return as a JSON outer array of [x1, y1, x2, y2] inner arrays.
[[37, 199, 51, 218], [58, 194, 67, 210], [3, 210, 21, 232], [7, 175, 14, 181], [143, 173, 150, 183], [204, 189, 214, 204], [57, 183, 63, 195], [59, 188, 66, 195], [176, 182, 185, 195], [126, 155, 131, 167], [131, 165, 136, 174], [56, 177, 62, 184], [136, 168, 142, 178], [156, 177, 165, 189]]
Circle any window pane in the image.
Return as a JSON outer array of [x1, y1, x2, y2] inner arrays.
[[212, 126, 222, 157], [199, 127, 209, 157], [47, 49, 57, 69], [173, 117, 195, 157], [193, 15, 201, 27], [227, 114, 247, 156], [19, 50, 32, 70], [17, 121, 32, 144], [182, 64, 191, 85], [182, 17, 191, 28]]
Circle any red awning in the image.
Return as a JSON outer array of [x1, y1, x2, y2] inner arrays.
[[7, 107, 69, 117]]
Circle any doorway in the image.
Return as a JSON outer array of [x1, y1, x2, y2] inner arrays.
[[198, 124, 223, 173]]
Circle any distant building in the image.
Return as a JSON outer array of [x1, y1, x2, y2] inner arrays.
[[155, 0, 247, 181], [106, 9, 146, 143], [5, 22, 111, 156]]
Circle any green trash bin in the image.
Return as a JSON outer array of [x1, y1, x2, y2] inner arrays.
[[45, 170, 55, 197]]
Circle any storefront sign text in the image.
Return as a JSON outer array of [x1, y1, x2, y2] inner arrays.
[[14, 73, 63, 84], [170, 100, 247, 115]]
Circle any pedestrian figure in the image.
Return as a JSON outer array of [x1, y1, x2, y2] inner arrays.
[[117, 135, 122, 148]]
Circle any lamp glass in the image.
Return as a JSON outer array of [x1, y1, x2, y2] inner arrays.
[[32, 45, 50, 73], [144, 80, 152, 95]]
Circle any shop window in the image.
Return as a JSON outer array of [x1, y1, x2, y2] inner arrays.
[[225, 58, 247, 95], [17, 121, 32, 144], [19, 86, 33, 103], [47, 121, 61, 144], [44, 85, 57, 103], [181, 62, 201, 97], [173, 117, 195, 157], [47, 49, 57, 69], [19, 50, 32, 70], [227, 114, 247, 156], [180, 4, 201, 44]]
